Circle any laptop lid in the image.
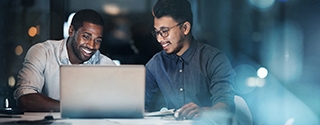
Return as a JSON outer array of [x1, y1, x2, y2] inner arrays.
[[60, 65, 145, 118]]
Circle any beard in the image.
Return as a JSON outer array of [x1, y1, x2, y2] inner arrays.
[[170, 36, 185, 55], [70, 37, 89, 62]]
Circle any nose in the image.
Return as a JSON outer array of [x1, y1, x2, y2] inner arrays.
[[86, 39, 96, 49], [156, 35, 164, 43]]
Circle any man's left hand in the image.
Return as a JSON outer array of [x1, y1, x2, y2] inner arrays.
[[177, 102, 202, 120]]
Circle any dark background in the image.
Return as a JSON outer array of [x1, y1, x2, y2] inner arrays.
[[0, 0, 319, 124]]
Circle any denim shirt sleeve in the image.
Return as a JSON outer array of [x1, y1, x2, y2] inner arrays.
[[145, 59, 160, 111], [207, 51, 236, 112]]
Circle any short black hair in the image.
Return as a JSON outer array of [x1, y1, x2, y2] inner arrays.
[[152, 0, 193, 27], [71, 9, 104, 31]]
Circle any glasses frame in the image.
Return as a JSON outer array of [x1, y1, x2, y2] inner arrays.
[[151, 21, 186, 39]]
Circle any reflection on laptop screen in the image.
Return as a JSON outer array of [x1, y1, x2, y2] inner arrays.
[[60, 65, 145, 118]]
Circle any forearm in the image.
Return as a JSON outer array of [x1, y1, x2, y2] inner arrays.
[[18, 93, 60, 112], [203, 102, 232, 112], [177, 102, 233, 121], [198, 102, 233, 124]]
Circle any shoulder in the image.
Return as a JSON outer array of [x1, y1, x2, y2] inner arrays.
[[99, 53, 116, 65], [150, 51, 163, 60], [28, 39, 63, 53], [196, 41, 222, 56], [146, 51, 165, 66], [195, 41, 231, 64], [24, 39, 66, 64]]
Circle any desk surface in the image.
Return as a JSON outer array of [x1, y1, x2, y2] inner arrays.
[[0, 112, 194, 125]]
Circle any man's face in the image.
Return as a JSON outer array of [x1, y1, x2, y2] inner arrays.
[[153, 16, 186, 55], [69, 22, 103, 62]]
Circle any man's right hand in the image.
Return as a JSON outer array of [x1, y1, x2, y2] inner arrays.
[[18, 93, 60, 112]]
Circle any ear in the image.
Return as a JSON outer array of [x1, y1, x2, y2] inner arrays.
[[68, 25, 74, 36], [182, 21, 191, 35]]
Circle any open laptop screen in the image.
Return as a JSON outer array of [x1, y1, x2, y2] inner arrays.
[[60, 65, 145, 118]]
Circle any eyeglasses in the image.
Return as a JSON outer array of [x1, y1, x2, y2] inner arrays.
[[151, 21, 185, 38]]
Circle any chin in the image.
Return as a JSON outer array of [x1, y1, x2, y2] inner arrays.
[[81, 56, 91, 62], [165, 52, 175, 55]]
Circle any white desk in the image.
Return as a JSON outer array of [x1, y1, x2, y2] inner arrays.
[[0, 112, 194, 125]]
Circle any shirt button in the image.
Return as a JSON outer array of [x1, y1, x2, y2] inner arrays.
[[179, 69, 183, 72], [180, 88, 183, 92]]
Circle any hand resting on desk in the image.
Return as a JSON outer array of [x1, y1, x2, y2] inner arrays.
[[176, 102, 233, 121], [18, 93, 60, 112]]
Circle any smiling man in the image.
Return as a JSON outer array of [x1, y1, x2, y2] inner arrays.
[[13, 9, 115, 112], [145, 0, 236, 122]]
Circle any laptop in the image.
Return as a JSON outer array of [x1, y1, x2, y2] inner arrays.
[[59, 65, 145, 118]]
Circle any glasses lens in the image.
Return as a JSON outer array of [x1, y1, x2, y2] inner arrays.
[[161, 29, 169, 37], [151, 27, 172, 38], [151, 30, 157, 38]]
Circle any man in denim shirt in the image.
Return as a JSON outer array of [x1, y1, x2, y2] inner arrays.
[[145, 0, 236, 121], [14, 9, 115, 112]]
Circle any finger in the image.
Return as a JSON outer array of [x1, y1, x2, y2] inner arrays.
[[179, 105, 197, 118], [180, 102, 197, 111], [191, 113, 201, 120], [179, 106, 192, 117], [179, 103, 193, 111], [185, 107, 201, 119]]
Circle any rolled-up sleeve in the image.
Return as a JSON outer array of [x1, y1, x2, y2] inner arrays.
[[13, 44, 46, 100], [208, 52, 236, 112]]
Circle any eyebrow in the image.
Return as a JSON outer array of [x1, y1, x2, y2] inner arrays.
[[83, 32, 103, 39], [154, 26, 170, 31], [83, 32, 92, 36]]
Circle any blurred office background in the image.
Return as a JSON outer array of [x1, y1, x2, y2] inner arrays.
[[0, 0, 319, 124]]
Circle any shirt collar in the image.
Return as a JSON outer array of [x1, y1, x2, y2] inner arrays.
[[84, 50, 101, 64], [163, 38, 197, 64], [180, 38, 197, 64]]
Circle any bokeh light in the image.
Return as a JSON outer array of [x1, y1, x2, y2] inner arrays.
[[15, 45, 23, 56], [8, 76, 15, 87], [246, 77, 265, 87], [257, 67, 268, 78], [28, 26, 37, 37], [103, 4, 121, 15]]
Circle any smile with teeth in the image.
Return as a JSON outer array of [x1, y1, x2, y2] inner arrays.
[[162, 43, 170, 48], [82, 48, 93, 56]]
